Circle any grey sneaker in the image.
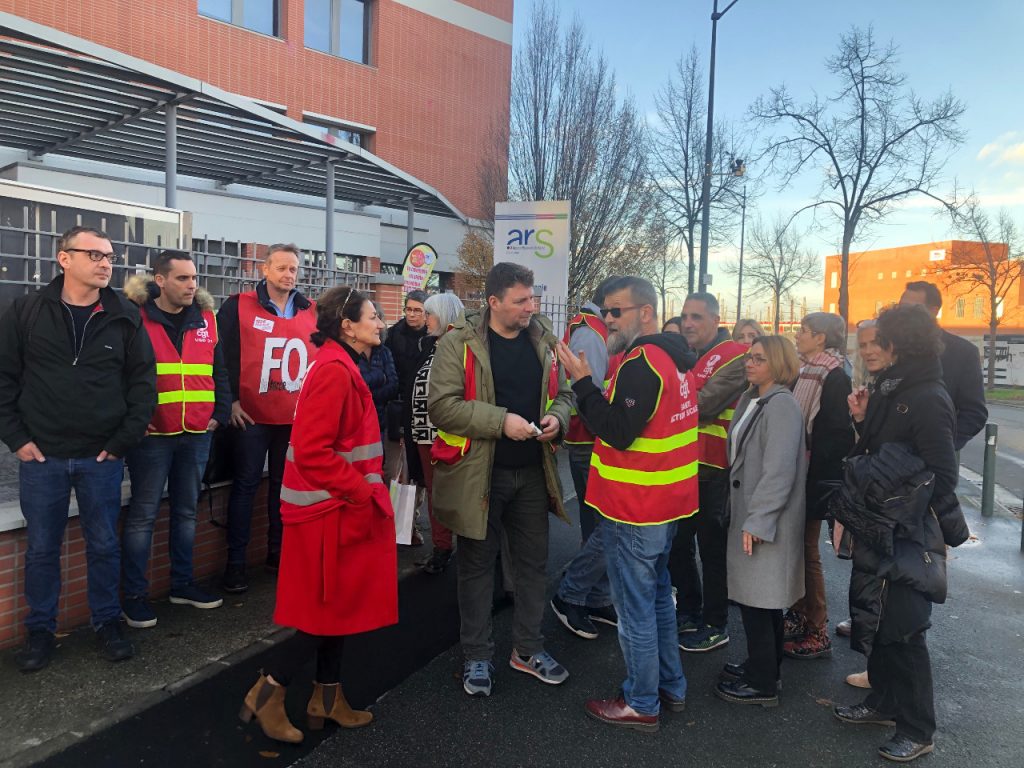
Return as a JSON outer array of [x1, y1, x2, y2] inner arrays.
[[509, 649, 569, 685], [463, 660, 495, 697]]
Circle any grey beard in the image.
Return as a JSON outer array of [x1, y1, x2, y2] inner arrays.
[[607, 329, 638, 355]]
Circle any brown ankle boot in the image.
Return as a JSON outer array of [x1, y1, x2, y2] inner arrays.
[[239, 673, 304, 744], [306, 682, 373, 730]]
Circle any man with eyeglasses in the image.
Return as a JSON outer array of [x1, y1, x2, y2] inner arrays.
[[0, 226, 157, 671], [384, 290, 429, 526], [674, 292, 749, 654]]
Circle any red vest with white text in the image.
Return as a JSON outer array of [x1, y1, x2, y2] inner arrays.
[[586, 344, 699, 525], [142, 309, 217, 435], [562, 311, 610, 445], [237, 291, 317, 425], [693, 339, 748, 469]]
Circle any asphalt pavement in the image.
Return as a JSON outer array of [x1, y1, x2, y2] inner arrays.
[[960, 401, 1024, 502]]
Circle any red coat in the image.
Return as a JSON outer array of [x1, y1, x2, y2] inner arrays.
[[273, 339, 398, 636]]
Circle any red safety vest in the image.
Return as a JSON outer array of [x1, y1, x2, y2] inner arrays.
[[237, 291, 317, 425], [693, 339, 748, 469], [142, 308, 217, 435], [432, 343, 477, 464], [563, 311, 609, 445], [586, 344, 699, 525]]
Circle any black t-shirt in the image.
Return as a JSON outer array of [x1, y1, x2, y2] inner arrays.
[[488, 327, 543, 467], [158, 306, 189, 347], [62, 300, 99, 356]]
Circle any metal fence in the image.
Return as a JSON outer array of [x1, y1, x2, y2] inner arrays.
[[0, 224, 372, 313]]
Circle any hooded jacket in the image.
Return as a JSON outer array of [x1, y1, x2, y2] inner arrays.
[[427, 308, 572, 541], [123, 275, 232, 428], [0, 274, 156, 458]]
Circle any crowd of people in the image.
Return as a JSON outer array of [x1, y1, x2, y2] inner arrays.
[[0, 226, 988, 763]]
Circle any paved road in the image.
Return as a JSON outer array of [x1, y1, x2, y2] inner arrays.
[[960, 402, 1024, 502]]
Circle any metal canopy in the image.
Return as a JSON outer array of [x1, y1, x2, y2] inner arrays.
[[0, 12, 464, 220]]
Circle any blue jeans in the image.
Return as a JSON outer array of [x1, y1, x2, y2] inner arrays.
[[559, 446, 611, 608], [20, 457, 125, 632], [602, 518, 686, 716], [225, 423, 290, 564], [123, 432, 212, 596]]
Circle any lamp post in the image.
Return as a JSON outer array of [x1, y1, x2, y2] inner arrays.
[[735, 182, 747, 321], [697, 0, 741, 294]]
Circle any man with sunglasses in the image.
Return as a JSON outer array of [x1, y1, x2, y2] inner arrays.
[[0, 226, 156, 671], [675, 292, 750, 654]]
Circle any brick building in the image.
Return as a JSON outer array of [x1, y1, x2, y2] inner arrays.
[[822, 240, 1020, 336]]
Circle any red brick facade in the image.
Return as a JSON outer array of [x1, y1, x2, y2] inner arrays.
[[1, 0, 513, 218]]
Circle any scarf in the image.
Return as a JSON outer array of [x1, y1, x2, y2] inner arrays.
[[794, 348, 844, 443]]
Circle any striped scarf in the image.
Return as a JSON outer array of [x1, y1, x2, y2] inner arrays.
[[794, 349, 844, 445]]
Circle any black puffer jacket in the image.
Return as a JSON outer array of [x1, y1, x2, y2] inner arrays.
[[838, 356, 969, 655]]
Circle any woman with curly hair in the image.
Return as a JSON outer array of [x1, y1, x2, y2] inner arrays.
[[832, 304, 969, 763]]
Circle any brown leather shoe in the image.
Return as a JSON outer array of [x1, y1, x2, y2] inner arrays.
[[585, 696, 659, 732], [239, 673, 303, 744], [307, 682, 373, 730]]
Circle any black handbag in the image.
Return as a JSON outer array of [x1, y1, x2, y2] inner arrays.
[[203, 426, 235, 486]]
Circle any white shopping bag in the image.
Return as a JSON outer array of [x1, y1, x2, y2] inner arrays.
[[390, 478, 417, 546]]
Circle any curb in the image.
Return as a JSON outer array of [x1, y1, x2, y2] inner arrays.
[[3, 627, 297, 768]]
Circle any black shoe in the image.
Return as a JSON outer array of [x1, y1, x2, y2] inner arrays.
[[833, 703, 896, 726], [418, 548, 453, 575], [265, 550, 280, 573], [719, 663, 782, 691], [222, 563, 249, 594], [714, 679, 778, 708], [15, 629, 55, 673], [587, 604, 618, 627], [550, 595, 598, 639], [878, 735, 935, 762], [96, 620, 134, 663]]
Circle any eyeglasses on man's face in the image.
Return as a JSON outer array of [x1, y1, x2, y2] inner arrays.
[[600, 305, 642, 319], [64, 248, 120, 264], [404, 307, 424, 315]]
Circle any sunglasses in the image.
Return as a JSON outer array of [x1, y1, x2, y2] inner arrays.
[[600, 305, 642, 318]]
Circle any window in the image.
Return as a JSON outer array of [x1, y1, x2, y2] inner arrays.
[[877, 272, 884, 280], [830, 271, 837, 289], [875, 300, 883, 313], [305, 0, 370, 63], [975, 297, 984, 318], [891, 271, 897, 279], [303, 114, 372, 148], [955, 298, 965, 318], [828, 303, 836, 314], [905, 270, 912, 277], [199, 0, 278, 37]]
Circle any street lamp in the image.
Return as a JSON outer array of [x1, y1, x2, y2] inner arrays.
[[697, 0, 741, 294]]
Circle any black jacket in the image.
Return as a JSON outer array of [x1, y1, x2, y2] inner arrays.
[[357, 344, 399, 432], [806, 366, 854, 519], [385, 318, 429, 399], [216, 280, 313, 400], [940, 329, 988, 450], [0, 275, 157, 458], [573, 333, 697, 450]]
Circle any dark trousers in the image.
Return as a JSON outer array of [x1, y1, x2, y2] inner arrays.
[[266, 631, 345, 686], [672, 471, 730, 627], [739, 604, 783, 694], [865, 629, 936, 743], [457, 464, 549, 661], [225, 423, 291, 565], [668, 527, 703, 617], [567, 446, 598, 542]]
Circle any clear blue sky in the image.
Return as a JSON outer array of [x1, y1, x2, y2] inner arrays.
[[512, 0, 1024, 312]]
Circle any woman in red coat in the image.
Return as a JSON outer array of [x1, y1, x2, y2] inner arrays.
[[240, 286, 398, 744]]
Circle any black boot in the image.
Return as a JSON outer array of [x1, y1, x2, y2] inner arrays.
[[223, 562, 249, 594], [15, 629, 55, 673]]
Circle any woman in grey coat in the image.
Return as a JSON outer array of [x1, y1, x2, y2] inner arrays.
[[715, 335, 807, 708]]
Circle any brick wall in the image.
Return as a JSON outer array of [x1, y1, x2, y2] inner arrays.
[[1, 0, 513, 218], [0, 482, 270, 649]]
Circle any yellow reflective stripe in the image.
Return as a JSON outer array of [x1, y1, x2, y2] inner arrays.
[[718, 408, 735, 421], [698, 424, 729, 439], [612, 428, 697, 454], [155, 362, 213, 376], [590, 452, 698, 485], [157, 390, 216, 405], [436, 430, 468, 449]]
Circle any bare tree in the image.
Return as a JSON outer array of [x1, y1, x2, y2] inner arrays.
[[604, 209, 686, 323], [455, 228, 494, 297], [649, 47, 747, 294], [480, 0, 650, 302], [750, 26, 966, 323], [941, 196, 1024, 387], [725, 216, 821, 333]]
